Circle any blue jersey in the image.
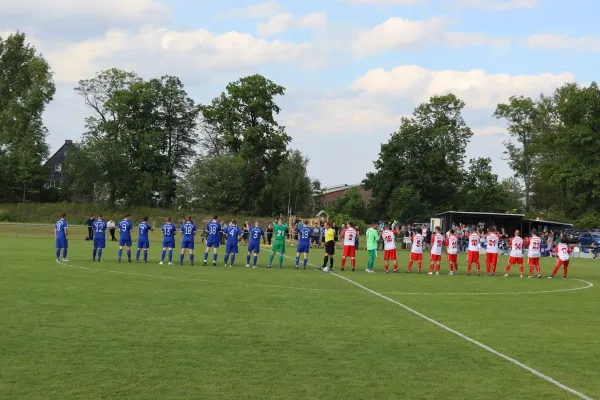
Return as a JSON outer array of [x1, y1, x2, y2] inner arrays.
[[248, 226, 264, 244], [93, 220, 107, 238], [119, 220, 133, 239], [162, 223, 176, 238], [225, 226, 243, 243], [206, 221, 221, 242], [181, 222, 196, 240], [55, 219, 68, 239], [298, 226, 312, 246], [138, 222, 152, 238]]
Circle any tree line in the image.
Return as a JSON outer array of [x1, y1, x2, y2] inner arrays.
[[2, 32, 599, 226]]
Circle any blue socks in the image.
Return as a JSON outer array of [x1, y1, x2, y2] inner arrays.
[[190, 254, 194, 265], [213, 253, 217, 263], [63, 249, 68, 259], [303, 258, 308, 269], [136, 250, 141, 260], [118, 249, 122, 261], [98, 249, 102, 261], [204, 252, 208, 262], [247, 254, 251, 265], [144, 250, 148, 262], [93, 249, 97, 260], [127, 250, 131, 262], [230, 254, 235, 265], [161, 250, 166, 262], [224, 254, 229, 264], [180, 254, 184, 265], [168, 250, 173, 262], [56, 249, 60, 259], [253, 255, 258, 266], [295, 256, 300, 267]]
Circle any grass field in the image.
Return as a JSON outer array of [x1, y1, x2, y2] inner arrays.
[[1, 235, 599, 400]]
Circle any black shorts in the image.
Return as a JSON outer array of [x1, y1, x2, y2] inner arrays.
[[325, 241, 335, 255]]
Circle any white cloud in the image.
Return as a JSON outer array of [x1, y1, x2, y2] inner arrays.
[[526, 33, 600, 53], [344, 0, 421, 4], [443, 32, 511, 49], [353, 17, 446, 57], [350, 65, 575, 109], [227, 0, 284, 19], [257, 11, 327, 36], [457, 0, 537, 9], [0, 0, 168, 21], [39, 26, 317, 83], [472, 126, 507, 135]]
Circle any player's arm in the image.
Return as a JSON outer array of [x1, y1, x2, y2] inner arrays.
[[64, 226, 68, 240]]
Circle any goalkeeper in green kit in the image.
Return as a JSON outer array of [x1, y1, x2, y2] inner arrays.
[[366, 222, 379, 273], [267, 217, 288, 269]]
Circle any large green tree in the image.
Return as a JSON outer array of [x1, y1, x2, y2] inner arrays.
[[70, 69, 199, 207], [460, 158, 508, 213], [493, 96, 541, 211], [199, 74, 291, 214], [364, 94, 473, 220], [0, 32, 55, 202]]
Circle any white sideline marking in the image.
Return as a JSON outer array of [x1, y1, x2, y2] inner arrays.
[[329, 270, 594, 399]]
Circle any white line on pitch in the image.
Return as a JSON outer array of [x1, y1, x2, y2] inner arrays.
[[328, 268, 594, 399]]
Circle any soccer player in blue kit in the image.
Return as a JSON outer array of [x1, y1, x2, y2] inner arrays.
[[246, 220, 265, 268], [92, 214, 107, 262], [160, 217, 177, 265], [224, 219, 243, 267], [296, 219, 312, 269], [118, 214, 133, 263], [136, 216, 153, 263], [55, 213, 69, 262], [180, 216, 197, 266], [203, 215, 221, 267]]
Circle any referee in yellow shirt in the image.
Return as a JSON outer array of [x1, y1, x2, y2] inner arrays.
[[321, 221, 335, 270]]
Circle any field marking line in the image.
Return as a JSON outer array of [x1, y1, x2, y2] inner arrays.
[[55, 257, 594, 297], [56, 260, 360, 294], [327, 268, 594, 400]]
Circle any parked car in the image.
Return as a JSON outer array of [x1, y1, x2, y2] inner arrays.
[[564, 228, 581, 244], [578, 232, 600, 247]]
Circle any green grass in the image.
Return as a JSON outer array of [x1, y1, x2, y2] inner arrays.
[[1, 234, 599, 399]]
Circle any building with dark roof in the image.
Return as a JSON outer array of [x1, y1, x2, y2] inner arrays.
[[43, 140, 73, 189], [320, 184, 372, 206]]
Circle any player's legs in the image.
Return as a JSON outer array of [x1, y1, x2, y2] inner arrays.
[[189, 248, 194, 265], [204, 245, 210, 263], [529, 259, 534, 277], [97, 245, 103, 262], [253, 251, 259, 268], [295, 251, 301, 268], [247, 250, 252, 267], [536, 259, 541, 277]]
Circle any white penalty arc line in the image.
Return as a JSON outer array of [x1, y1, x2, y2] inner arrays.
[[57, 257, 594, 297], [326, 269, 594, 399]]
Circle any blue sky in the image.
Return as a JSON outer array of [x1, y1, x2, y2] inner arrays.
[[1, 0, 598, 187]]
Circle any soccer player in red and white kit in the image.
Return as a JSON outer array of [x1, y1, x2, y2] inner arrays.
[[527, 229, 542, 278], [549, 237, 571, 279], [446, 229, 459, 275], [340, 221, 357, 272], [467, 226, 481, 275], [380, 223, 399, 273], [428, 226, 444, 275], [408, 227, 424, 273], [485, 227, 499, 276], [504, 230, 524, 277]]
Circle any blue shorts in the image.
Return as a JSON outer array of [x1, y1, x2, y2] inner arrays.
[[162, 238, 175, 249], [297, 243, 310, 254], [56, 238, 68, 249], [226, 242, 239, 254], [248, 242, 260, 254], [181, 239, 194, 250], [93, 239, 106, 249], [137, 238, 150, 249], [119, 238, 132, 247], [206, 238, 220, 248]]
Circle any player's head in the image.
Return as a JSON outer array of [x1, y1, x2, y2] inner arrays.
[[372, 222, 377, 228], [324, 221, 330, 228], [185, 216, 192, 222], [416, 227, 422, 234], [142, 216, 148, 222], [531, 229, 537, 236], [491, 226, 497, 233], [278, 217, 283, 223], [213, 215, 218, 220], [560, 237, 568, 244], [347, 221, 353, 228], [471, 225, 477, 231], [255, 220, 260, 226], [514, 230, 520, 237], [124, 213, 131, 220], [98, 214, 103, 220], [231, 218, 237, 226], [166, 216, 172, 222], [384, 223, 390, 230], [304, 219, 309, 225], [449, 229, 455, 235], [435, 226, 440, 233], [60, 213, 66, 219]]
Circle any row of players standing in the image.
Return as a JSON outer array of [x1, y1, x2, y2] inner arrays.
[[371, 224, 572, 279]]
